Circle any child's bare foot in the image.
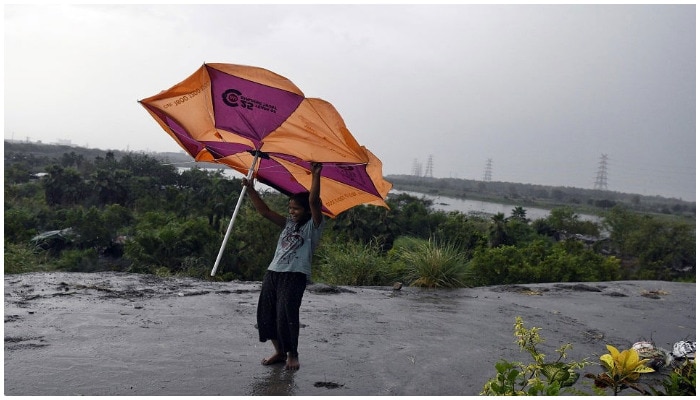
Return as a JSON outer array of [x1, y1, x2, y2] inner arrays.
[[261, 352, 286, 366], [285, 354, 300, 371]]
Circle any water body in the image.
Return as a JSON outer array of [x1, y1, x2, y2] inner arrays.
[[392, 190, 601, 222], [178, 167, 599, 222]]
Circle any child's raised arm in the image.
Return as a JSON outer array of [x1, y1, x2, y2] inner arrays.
[[309, 162, 323, 228], [242, 178, 286, 228]]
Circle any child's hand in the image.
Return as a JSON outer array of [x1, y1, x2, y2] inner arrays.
[[310, 162, 323, 175]]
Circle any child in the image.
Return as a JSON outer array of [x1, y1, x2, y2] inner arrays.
[[242, 162, 324, 371]]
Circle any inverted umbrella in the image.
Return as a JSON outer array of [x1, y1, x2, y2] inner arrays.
[[138, 63, 392, 276]]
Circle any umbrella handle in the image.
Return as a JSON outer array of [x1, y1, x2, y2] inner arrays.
[[211, 152, 260, 277]]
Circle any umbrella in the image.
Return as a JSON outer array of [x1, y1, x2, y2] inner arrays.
[[138, 63, 392, 276]]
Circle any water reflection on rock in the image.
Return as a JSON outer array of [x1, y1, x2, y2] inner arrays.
[[248, 365, 296, 396]]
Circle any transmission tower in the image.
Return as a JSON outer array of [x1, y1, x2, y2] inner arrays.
[[411, 158, 423, 177], [594, 154, 609, 190], [424, 155, 434, 178], [483, 158, 493, 182]]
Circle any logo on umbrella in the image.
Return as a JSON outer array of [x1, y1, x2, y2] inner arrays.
[[222, 89, 242, 107], [222, 88, 277, 113]]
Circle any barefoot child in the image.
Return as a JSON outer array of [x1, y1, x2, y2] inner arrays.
[[242, 162, 324, 371]]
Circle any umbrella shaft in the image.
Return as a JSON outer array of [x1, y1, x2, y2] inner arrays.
[[211, 152, 260, 276]]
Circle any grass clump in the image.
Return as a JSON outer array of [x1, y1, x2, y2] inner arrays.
[[391, 236, 472, 288], [4, 242, 54, 274]]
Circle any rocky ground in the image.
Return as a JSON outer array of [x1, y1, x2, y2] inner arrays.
[[4, 272, 696, 396]]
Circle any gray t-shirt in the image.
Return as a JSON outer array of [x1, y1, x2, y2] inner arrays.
[[267, 216, 325, 277]]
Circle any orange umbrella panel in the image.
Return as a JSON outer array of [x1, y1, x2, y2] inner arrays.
[[139, 63, 392, 217]]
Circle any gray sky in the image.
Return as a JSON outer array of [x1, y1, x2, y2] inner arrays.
[[4, 4, 696, 201]]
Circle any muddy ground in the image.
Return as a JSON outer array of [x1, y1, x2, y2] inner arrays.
[[4, 272, 696, 396]]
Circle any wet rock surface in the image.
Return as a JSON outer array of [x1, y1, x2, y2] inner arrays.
[[4, 272, 695, 396]]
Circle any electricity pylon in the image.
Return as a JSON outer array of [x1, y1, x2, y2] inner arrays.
[[483, 158, 493, 182], [424, 155, 433, 178], [594, 154, 609, 190]]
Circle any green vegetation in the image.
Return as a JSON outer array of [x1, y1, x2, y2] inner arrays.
[[483, 318, 696, 396], [649, 359, 696, 396], [390, 237, 471, 288], [315, 239, 390, 286], [481, 317, 590, 395], [4, 141, 696, 286]]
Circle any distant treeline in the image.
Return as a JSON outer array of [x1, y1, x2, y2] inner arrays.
[[387, 174, 695, 220], [4, 140, 192, 169]]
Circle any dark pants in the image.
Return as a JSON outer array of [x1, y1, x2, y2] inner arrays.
[[257, 271, 307, 357]]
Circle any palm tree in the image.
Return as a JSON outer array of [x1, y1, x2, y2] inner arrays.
[[510, 206, 528, 222], [489, 212, 509, 247]]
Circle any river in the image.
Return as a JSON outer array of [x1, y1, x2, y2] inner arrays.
[[179, 167, 599, 222], [392, 190, 601, 222]]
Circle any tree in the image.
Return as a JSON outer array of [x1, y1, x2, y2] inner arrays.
[[545, 207, 600, 236], [91, 168, 130, 206], [43, 165, 85, 206], [510, 206, 528, 222], [433, 211, 488, 257], [489, 212, 510, 247]]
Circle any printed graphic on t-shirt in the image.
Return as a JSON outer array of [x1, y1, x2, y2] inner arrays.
[[278, 225, 304, 264]]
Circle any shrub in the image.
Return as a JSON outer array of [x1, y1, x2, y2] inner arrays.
[[4, 242, 53, 274], [314, 239, 391, 286], [4, 207, 41, 243], [393, 236, 472, 288], [55, 248, 99, 272], [481, 317, 589, 395], [469, 245, 522, 286], [650, 359, 696, 396], [124, 214, 219, 273], [469, 240, 621, 285]]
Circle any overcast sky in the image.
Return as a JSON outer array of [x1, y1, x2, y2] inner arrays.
[[4, 4, 696, 201]]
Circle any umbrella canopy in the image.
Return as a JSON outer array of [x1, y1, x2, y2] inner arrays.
[[138, 63, 392, 276], [138, 63, 391, 217]]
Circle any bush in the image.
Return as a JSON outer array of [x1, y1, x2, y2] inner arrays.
[[392, 236, 472, 288], [469, 240, 621, 285], [314, 239, 391, 286], [55, 248, 99, 272], [432, 211, 489, 257], [4, 207, 41, 243], [651, 359, 696, 396], [124, 213, 219, 273], [4, 242, 53, 274]]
